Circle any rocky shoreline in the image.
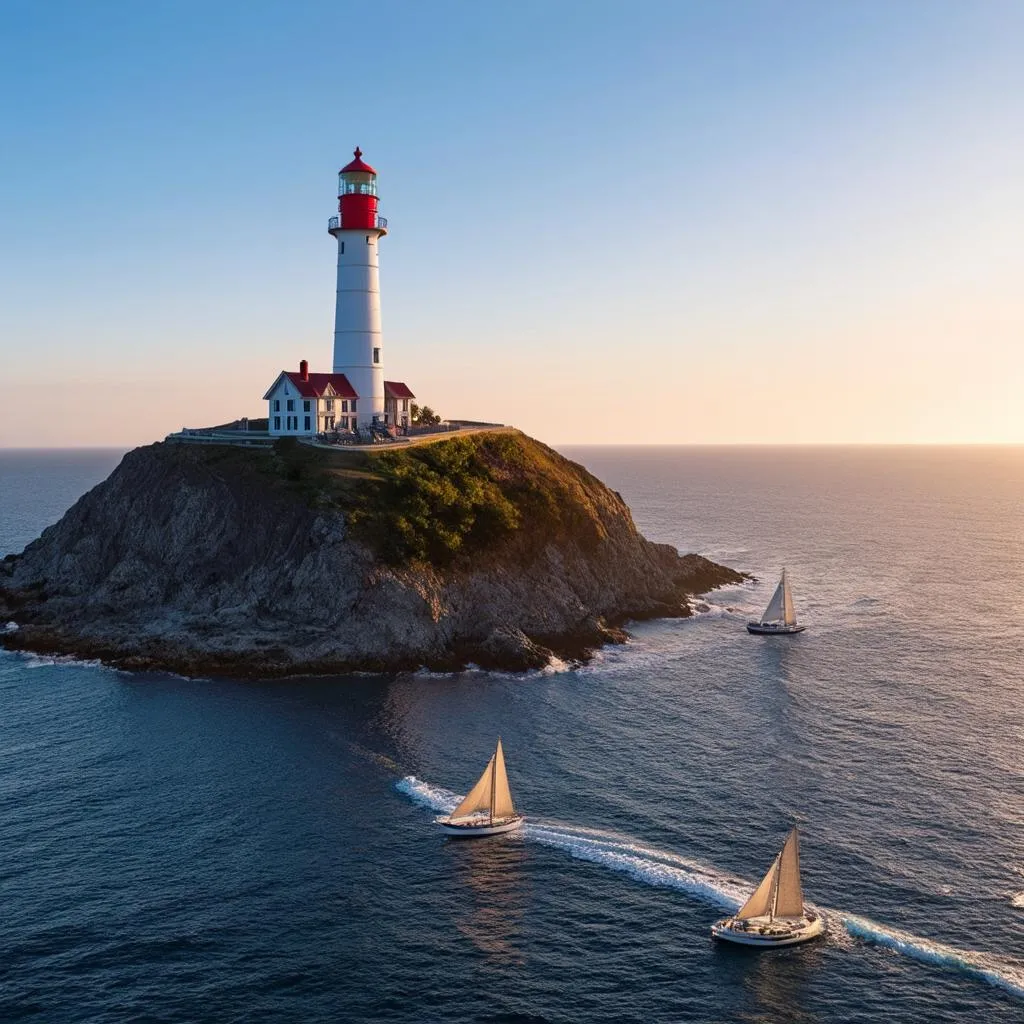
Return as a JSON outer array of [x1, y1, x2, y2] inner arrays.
[[0, 431, 744, 678]]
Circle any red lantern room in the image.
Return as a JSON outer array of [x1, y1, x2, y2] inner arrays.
[[337, 147, 380, 230]]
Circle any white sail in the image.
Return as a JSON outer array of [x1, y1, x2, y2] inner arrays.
[[735, 854, 780, 920], [782, 570, 797, 626], [490, 738, 516, 820], [761, 576, 787, 623], [773, 828, 805, 918], [448, 739, 517, 823], [449, 755, 495, 820]]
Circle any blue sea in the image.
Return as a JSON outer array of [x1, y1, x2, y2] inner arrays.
[[1, 446, 1023, 1022]]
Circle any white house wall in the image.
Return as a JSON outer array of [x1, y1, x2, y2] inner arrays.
[[317, 396, 356, 433], [267, 378, 316, 436]]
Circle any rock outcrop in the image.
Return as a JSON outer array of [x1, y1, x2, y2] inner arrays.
[[0, 430, 743, 677]]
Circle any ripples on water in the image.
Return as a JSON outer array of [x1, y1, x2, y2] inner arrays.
[[1, 446, 1023, 1022]]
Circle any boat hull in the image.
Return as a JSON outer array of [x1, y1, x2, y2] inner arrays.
[[711, 912, 825, 947], [437, 815, 524, 838], [746, 622, 806, 635]]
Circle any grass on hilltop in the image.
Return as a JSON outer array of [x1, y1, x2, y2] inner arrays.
[[194, 431, 611, 567]]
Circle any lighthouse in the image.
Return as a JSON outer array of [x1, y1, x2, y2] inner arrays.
[[262, 148, 415, 440], [328, 148, 388, 427]]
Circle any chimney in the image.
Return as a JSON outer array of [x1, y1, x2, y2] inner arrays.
[[299, 359, 309, 381]]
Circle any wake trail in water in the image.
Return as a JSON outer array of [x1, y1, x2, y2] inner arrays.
[[396, 776, 1024, 1001]]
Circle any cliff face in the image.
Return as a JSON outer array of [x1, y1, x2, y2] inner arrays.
[[0, 431, 743, 677]]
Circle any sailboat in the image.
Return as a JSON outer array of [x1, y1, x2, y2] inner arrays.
[[436, 738, 524, 838], [747, 568, 806, 634], [711, 827, 825, 947]]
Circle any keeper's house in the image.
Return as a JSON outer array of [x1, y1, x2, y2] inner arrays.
[[263, 360, 415, 436]]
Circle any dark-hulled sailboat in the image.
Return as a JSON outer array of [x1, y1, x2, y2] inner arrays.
[[747, 568, 806, 635]]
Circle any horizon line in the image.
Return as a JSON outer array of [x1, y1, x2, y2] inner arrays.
[[4, 440, 1024, 452]]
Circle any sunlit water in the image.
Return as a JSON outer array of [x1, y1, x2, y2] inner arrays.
[[1, 446, 1023, 1022]]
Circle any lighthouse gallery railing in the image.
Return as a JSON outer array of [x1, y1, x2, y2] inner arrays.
[[328, 215, 388, 231]]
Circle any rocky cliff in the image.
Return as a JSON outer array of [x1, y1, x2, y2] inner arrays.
[[0, 430, 743, 677]]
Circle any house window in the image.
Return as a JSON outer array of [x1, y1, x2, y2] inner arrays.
[[351, 400, 357, 412], [373, 348, 380, 364], [286, 399, 294, 412], [401, 399, 408, 412], [304, 416, 310, 431], [274, 416, 280, 430], [341, 416, 349, 428], [303, 400, 310, 412], [325, 399, 334, 411], [341, 400, 348, 412], [274, 399, 280, 412]]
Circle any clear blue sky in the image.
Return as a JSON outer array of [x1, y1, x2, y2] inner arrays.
[[1, 0, 1021, 445]]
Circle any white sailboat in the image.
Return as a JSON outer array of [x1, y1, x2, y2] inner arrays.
[[436, 738, 524, 838], [711, 827, 825, 947], [747, 568, 806, 634]]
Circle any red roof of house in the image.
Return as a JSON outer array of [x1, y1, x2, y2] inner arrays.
[[287, 372, 358, 398], [340, 146, 376, 175], [264, 371, 358, 400], [384, 380, 415, 399]]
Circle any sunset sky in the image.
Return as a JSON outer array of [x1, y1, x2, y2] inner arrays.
[[1, 0, 1021, 446]]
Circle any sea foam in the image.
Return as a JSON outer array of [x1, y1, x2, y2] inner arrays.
[[839, 914, 1024, 999], [396, 775, 1024, 1000]]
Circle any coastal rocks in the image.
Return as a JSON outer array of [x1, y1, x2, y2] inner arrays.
[[0, 431, 744, 678], [474, 626, 552, 672]]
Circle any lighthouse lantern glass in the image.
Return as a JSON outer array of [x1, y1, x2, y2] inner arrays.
[[338, 172, 377, 197]]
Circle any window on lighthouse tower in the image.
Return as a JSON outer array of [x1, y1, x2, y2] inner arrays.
[[373, 348, 380, 364]]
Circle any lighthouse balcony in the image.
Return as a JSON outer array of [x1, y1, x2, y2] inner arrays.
[[328, 215, 388, 233]]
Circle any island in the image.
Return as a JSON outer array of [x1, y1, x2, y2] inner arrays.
[[0, 429, 743, 677]]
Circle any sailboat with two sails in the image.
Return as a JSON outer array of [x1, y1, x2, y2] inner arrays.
[[747, 568, 806, 635], [436, 738, 524, 838], [711, 827, 824, 946]]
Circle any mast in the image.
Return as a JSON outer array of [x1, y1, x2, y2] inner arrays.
[[490, 738, 498, 825], [768, 858, 780, 922]]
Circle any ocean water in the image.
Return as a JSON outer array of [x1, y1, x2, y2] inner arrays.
[[1, 445, 1023, 1023]]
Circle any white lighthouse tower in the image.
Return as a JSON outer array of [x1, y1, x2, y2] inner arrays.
[[328, 147, 388, 427]]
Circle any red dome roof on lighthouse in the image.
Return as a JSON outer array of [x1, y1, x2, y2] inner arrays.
[[340, 147, 376, 175]]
